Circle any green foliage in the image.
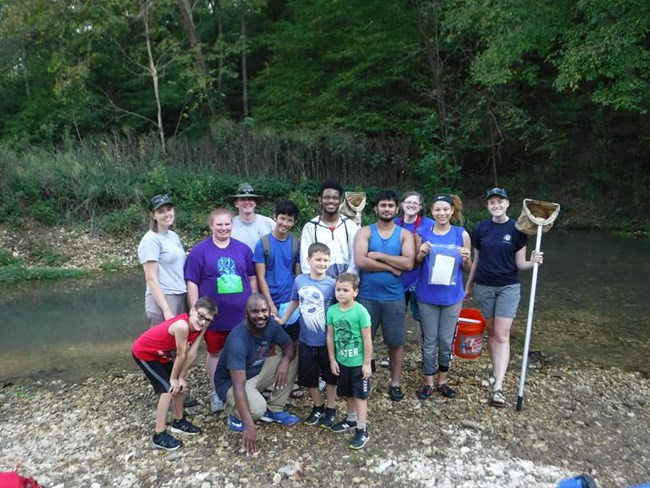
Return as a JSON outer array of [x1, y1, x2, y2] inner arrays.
[[98, 204, 146, 236], [286, 190, 319, 230], [26, 241, 70, 267], [0, 265, 87, 284], [552, 1, 650, 114], [413, 114, 462, 196], [30, 201, 61, 225], [0, 249, 23, 267]]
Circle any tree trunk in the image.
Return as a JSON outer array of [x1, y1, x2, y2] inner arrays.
[[241, 11, 248, 119], [140, 0, 166, 153], [176, 0, 217, 120]]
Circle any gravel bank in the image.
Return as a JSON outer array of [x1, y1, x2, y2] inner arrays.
[[2, 347, 648, 488]]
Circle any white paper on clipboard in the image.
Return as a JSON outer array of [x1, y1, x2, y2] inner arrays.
[[429, 254, 455, 285]]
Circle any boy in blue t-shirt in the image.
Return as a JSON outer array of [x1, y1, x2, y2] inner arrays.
[[253, 200, 301, 340], [278, 243, 337, 428]]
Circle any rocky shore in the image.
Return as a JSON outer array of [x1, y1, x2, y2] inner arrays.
[[1, 344, 649, 488]]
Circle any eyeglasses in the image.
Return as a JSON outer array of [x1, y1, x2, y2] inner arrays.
[[196, 311, 214, 324]]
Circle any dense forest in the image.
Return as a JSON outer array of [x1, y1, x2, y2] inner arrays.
[[0, 0, 648, 230]]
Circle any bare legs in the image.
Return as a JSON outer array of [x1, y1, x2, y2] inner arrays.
[[206, 353, 220, 394], [486, 316, 514, 391], [156, 392, 183, 432], [307, 384, 337, 409]]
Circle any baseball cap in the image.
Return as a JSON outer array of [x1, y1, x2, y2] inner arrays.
[[150, 194, 174, 211], [485, 188, 509, 200]]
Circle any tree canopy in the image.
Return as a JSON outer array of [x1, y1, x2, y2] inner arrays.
[[0, 0, 648, 204]]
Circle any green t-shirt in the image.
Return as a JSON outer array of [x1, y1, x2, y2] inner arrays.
[[326, 301, 371, 367]]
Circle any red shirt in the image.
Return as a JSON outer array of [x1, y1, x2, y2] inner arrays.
[[131, 313, 200, 363]]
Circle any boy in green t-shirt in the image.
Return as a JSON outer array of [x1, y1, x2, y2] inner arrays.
[[326, 272, 373, 450]]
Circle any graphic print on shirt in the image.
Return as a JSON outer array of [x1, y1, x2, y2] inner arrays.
[[298, 285, 327, 335], [252, 340, 269, 370], [216, 256, 243, 294], [334, 319, 360, 361]]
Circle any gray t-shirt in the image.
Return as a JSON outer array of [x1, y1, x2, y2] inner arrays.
[[232, 214, 275, 251], [137, 230, 187, 295]]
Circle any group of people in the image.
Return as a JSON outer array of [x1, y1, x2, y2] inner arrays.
[[131, 180, 544, 454]]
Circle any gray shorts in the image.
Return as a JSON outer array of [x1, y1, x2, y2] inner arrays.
[[358, 298, 406, 347], [473, 283, 521, 319], [145, 293, 188, 327]]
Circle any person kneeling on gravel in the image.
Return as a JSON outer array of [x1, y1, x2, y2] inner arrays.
[[214, 293, 300, 455], [132, 297, 217, 451]]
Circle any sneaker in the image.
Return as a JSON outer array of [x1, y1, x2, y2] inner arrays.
[[418, 384, 434, 400], [170, 417, 201, 435], [379, 356, 391, 368], [152, 430, 182, 451], [304, 406, 325, 426], [330, 416, 357, 433], [318, 409, 337, 429], [210, 393, 224, 413], [438, 383, 457, 398], [260, 409, 300, 425], [348, 428, 370, 450], [183, 396, 198, 408], [318, 378, 327, 393], [228, 415, 244, 432], [388, 385, 405, 401]]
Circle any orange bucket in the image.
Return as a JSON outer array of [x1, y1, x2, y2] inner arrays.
[[453, 308, 486, 360]]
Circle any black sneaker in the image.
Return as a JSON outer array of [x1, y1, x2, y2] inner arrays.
[[170, 417, 201, 435], [330, 416, 357, 433], [304, 406, 325, 426], [418, 384, 434, 400], [438, 383, 457, 398], [318, 409, 336, 429], [348, 428, 370, 450], [183, 396, 198, 408], [388, 385, 405, 401], [152, 430, 182, 451]]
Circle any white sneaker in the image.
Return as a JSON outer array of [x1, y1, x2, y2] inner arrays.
[[210, 393, 224, 413]]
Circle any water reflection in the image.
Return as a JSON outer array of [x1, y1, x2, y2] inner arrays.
[[0, 232, 648, 382], [0, 272, 147, 383]]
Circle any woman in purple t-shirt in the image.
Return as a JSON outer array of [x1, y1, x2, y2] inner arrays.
[[414, 194, 471, 400], [184, 207, 258, 412]]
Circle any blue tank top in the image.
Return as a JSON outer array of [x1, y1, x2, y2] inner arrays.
[[415, 225, 465, 306], [359, 224, 404, 301]]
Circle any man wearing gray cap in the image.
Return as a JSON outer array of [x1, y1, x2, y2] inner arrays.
[[230, 183, 275, 251]]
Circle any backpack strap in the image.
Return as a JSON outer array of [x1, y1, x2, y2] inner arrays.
[[261, 234, 271, 267], [262, 233, 300, 270], [290, 234, 300, 265]]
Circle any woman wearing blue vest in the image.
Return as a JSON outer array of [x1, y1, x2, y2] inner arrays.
[[414, 194, 471, 400]]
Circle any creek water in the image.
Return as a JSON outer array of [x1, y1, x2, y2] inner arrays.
[[0, 231, 648, 384]]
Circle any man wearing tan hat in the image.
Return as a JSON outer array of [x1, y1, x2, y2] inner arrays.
[[230, 182, 275, 251]]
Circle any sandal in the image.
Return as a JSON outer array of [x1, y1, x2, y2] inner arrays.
[[290, 384, 305, 399], [489, 390, 506, 408]]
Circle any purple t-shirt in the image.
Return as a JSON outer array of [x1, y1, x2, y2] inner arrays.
[[184, 237, 254, 332], [395, 216, 435, 290]]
